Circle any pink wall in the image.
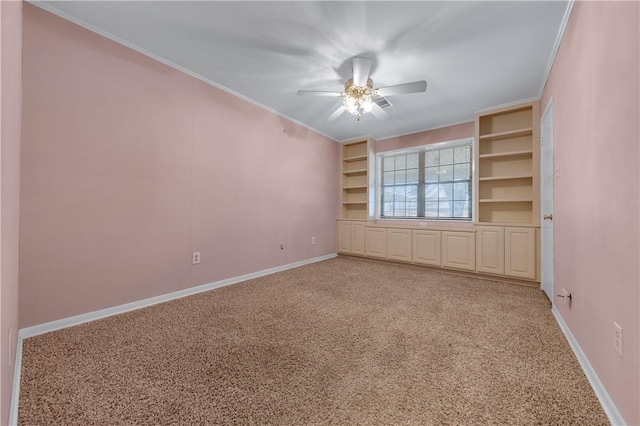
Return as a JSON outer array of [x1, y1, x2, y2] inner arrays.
[[376, 121, 474, 153], [1, 1, 23, 424], [541, 2, 639, 424], [19, 4, 339, 328]]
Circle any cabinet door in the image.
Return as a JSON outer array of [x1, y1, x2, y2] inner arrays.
[[387, 228, 412, 262], [351, 222, 365, 255], [337, 221, 351, 253], [505, 227, 536, 279], [442, 231, 476, 271], [365, 227, 387, 259], [476, 226, 505, 275], [412, 230, 441, 266]]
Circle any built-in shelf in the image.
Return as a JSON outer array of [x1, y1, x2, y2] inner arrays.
[[479, 198, 533, 203], [479, 174, 533, 181], [343, 168, 367, 175], [341, 139, 376, 220], [343, 154, 367, 162], [475, 101, 539, 226], [479, 149, 533, 159], [476, 221, 539, 228], [479, 127, 533, 142]]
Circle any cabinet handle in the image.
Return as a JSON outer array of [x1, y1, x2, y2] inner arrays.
[[543, 214, 553, 221]]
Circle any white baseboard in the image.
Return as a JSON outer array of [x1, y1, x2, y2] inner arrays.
[[18, 253, 337, 339], [552, 306, 626, 426], [8, 253, 336, 425], [8, 333, 23, 426]]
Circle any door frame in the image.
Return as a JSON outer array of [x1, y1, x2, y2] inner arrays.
[[540, 98, 554, 301]]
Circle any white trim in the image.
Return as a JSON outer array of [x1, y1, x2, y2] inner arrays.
[[27, 1, 338, 144], [368, 119, 475, 145], [9, 253, 337, 425], [474, 95, 540, 116], [8, 336, 23, 426], [377, 137, 473, 156], [538, 0, 575, 98], [542, 96, 555, 123], [539, 97, 554, 299], [18, 253, 337, 339], [551, 306, 626, 426]]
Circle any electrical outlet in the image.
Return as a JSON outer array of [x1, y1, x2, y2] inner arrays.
[[192, 251, 200, 264], [613, 322, 623, 357], [311, 236, 316, 245]]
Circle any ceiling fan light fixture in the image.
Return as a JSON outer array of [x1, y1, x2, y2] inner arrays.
[[342, 78, 374, 119], [343, 95, 359, 115]]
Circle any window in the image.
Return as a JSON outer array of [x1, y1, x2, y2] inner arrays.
[[380, 139, 473, 220]]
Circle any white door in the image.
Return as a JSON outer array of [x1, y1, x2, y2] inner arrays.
[[541, 100, 554, 301]]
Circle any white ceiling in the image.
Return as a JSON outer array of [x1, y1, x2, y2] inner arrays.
[[34, 1, 569, 142]]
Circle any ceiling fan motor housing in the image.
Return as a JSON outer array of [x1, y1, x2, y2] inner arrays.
[[344, 77, 374, 97]]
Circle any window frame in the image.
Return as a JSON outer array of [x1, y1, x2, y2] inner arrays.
[[375, 137, 476, 222]]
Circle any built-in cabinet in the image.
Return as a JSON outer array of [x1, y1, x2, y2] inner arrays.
[[338, 221, 352, 253], [412, 230, 441, 267], [472, 101, 541, 282], [476, 226, 505, 275], [337, 220, 365, 256], [387, 228, 412, 263], [351, 222, 365, 255], [442, 231, 476, 271], [365, 227, 387, 259], [504, 227, 536, 279], [338, 223, 479, 273], [336, 222, 537, 281], [476, 225, 536, 280]]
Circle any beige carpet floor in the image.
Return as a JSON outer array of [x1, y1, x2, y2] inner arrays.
[[18, 256, 608, 425]]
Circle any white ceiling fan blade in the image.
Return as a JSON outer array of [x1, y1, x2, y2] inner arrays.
[[370, 103, 390, 121], [352, 57, 372, 87], [376, 80, 427, 97], [327, 105, 346, 122], [297, 90, 343, 97]]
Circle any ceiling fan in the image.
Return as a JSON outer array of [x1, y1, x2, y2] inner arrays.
[[297, 57, 427, 122]]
